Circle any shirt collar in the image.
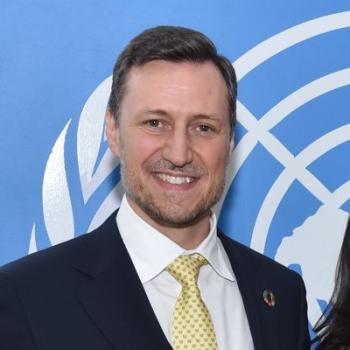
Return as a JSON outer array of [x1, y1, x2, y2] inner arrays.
[[117, 195, 235, 283]]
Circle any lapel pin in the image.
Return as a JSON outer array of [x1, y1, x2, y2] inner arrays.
[[263, 289, 276, 307]]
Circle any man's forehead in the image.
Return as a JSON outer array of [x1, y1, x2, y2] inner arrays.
[[123, 60, 227, 99], [119, 60, 230, 123]]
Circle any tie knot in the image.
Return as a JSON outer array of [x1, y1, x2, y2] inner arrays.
[[166, 254, 208, 287]]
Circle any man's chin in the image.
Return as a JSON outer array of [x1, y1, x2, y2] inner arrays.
[[126, 190, 215, 228], [145, 205, 211, 229]]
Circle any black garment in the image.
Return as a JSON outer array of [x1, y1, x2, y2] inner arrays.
[[0, 211, 311, 349]]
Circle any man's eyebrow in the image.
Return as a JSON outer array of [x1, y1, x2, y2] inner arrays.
[[143, 108, 169, 117], [144, 109, 221, 121], [192, 114, 221, 121]]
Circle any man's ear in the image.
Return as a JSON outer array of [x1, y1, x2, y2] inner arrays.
[[105, 110, 121, 158]]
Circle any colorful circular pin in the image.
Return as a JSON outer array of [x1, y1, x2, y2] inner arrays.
[[263, 289, 276, 307]]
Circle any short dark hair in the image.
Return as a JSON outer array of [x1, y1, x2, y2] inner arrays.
[[108, 25, 237, 131]]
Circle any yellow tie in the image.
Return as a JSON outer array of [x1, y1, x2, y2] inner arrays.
[[166, 255, 218, 350]]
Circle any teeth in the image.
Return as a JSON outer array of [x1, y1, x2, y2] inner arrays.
[[156, 173, 194, 185]]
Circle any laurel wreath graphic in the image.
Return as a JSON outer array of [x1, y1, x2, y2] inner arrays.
[[29, 77, 123, 253]]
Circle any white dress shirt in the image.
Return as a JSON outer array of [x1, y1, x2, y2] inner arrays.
[[117, 196, 254, 350]]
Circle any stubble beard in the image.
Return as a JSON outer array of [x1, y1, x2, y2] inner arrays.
[[119, 146, 227, 228]]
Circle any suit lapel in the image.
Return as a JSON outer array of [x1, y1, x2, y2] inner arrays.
[[72, 212, 172, 350], [219, 232, 266, 350]]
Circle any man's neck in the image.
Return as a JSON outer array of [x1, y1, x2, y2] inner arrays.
[[126, 197, 211, 250]]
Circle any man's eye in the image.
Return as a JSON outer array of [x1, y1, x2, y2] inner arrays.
[[197, 124, 213, 132], [147, 119, 162, 128]]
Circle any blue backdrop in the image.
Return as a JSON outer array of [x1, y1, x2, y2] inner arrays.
[[1, 0, 350, 332]]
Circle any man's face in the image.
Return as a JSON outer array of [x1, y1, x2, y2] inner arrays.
[[107, 60, 233, 228]]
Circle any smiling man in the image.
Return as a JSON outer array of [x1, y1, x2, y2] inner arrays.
[[0, 26, 310, 350], [107, 59, 232, 248]]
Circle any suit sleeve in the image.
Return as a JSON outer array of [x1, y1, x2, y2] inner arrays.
[[0, 272, 36, 350], [296, 276, 311, 350]]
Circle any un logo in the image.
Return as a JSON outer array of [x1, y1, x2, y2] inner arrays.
[[30, 12, 350, 326]]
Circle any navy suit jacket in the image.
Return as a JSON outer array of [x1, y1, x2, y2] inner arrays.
[[0, 211, 310, 349]]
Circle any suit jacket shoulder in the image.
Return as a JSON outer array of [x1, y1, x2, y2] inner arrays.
[[0, 211, 171, 350], [218, 230, 310, 350], [219, 230, 304, 284]]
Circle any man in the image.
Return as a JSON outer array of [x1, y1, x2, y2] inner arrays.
[[0, 26, 310, 349]]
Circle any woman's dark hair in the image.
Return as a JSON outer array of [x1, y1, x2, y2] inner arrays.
[[108, 26, 237, 131], [314, 214, 350, 349]]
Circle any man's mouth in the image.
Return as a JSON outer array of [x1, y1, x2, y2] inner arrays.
[[155, 173, 195, 185]]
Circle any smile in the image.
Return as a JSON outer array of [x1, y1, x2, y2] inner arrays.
[[155, 173, 195, 185]]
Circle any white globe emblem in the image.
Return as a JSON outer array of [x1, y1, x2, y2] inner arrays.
[[30, 12, 350, 326]]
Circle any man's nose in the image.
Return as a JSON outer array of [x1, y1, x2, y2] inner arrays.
[[162, 128, 193, 167]]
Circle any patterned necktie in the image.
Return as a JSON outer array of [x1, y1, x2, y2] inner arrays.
[[166, 254, 218, 350]]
